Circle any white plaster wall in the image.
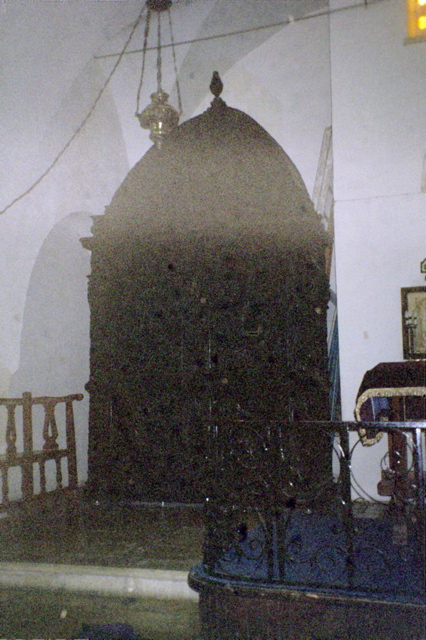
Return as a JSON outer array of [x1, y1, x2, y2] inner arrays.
[[336, 195, 426, 419], [0, 2, 132, 389], [1, 0, 423, 501], [0, 2, 133, 495], [0, 0, 326, 391], [330, 0, 426, 417], [330, 0, 426, 202], [331, 0, 426, 497], [0, 1, 330, 494], [7, 213, 93, 492]]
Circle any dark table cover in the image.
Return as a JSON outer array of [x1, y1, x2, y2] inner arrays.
[[356, 361, 426, 421]]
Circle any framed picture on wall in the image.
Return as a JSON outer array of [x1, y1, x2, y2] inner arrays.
[[401, 287, 426, 359]]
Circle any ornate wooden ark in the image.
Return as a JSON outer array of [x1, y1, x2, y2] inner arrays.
[[84, 85, 330, 501]]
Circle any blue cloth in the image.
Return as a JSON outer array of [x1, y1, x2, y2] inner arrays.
[[77, 623, 137, 640], [371, 396, 390, 419]]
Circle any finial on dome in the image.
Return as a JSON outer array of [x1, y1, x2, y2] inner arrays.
[[210, 71, 223, 98], [146, 0, 172, 11]]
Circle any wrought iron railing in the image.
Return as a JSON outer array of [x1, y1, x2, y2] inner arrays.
[[197, 420, 426, 603]]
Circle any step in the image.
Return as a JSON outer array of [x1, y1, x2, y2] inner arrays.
[[0, 562, 198, 601]]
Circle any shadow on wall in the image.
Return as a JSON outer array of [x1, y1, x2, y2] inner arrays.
[[10, 211, 93, 487]]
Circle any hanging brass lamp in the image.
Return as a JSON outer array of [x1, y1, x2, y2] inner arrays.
[[136, 0, 181, 149], [138, 89, 179, 149]]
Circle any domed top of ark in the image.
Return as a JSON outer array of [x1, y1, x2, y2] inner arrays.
[[85, 78, 331, 501], [100, 85, 327, 253]]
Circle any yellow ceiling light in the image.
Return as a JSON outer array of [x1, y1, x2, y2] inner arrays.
[[407, 0, 426, 40]]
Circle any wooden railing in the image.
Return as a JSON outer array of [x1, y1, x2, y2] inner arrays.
[[0, 392, 83, 506]]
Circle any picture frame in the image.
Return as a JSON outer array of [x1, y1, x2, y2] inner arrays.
[[401, 286, 426, 359]]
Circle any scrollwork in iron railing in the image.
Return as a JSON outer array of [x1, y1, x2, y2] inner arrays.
[[198, 420, 426, 602], [274, 507, 350, 588], [208, 505, 268, 580], [203, 420, 273, 579], [346, 421, 425, 599], [203, 420, 341, 583]]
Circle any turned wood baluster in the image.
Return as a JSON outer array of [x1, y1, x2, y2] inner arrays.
[[65, 398, 78, 488], [1, 467, 9, 506], [43, 401, 59, 450], [43, 401, 61, 490], [21, 391, 34, 500], [2, 403, 17, 505], [6, 403, 17, 456], [39, 459, 47, 494], [55, 455, 63, 489], [1, 392, 81, 502]]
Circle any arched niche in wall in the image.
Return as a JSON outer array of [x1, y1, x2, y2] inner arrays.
[[10, 211, 92, 484], [0, 53, 129, 405], [84, 90, 331, 502]]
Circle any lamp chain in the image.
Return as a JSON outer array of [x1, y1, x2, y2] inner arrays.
[[157, 10, 163, 91], [136, 1, 182, 117], [167, 7, 182, 115], [136, 9, 152, 115], [135, 0, 181, 148]]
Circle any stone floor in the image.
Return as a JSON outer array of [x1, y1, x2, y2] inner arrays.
[[0, 492, 205, 639], [0, 492, 205, 570], [0, 587, 201, 639], [1, 493, 413, 639]]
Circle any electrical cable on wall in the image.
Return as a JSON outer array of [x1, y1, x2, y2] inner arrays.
[[0, 0, 391, 216], [95, 0, 389, 60], [0, 3, 147, 216]]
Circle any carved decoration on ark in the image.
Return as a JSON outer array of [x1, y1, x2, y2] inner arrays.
[[83, 78, 331, 501]]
